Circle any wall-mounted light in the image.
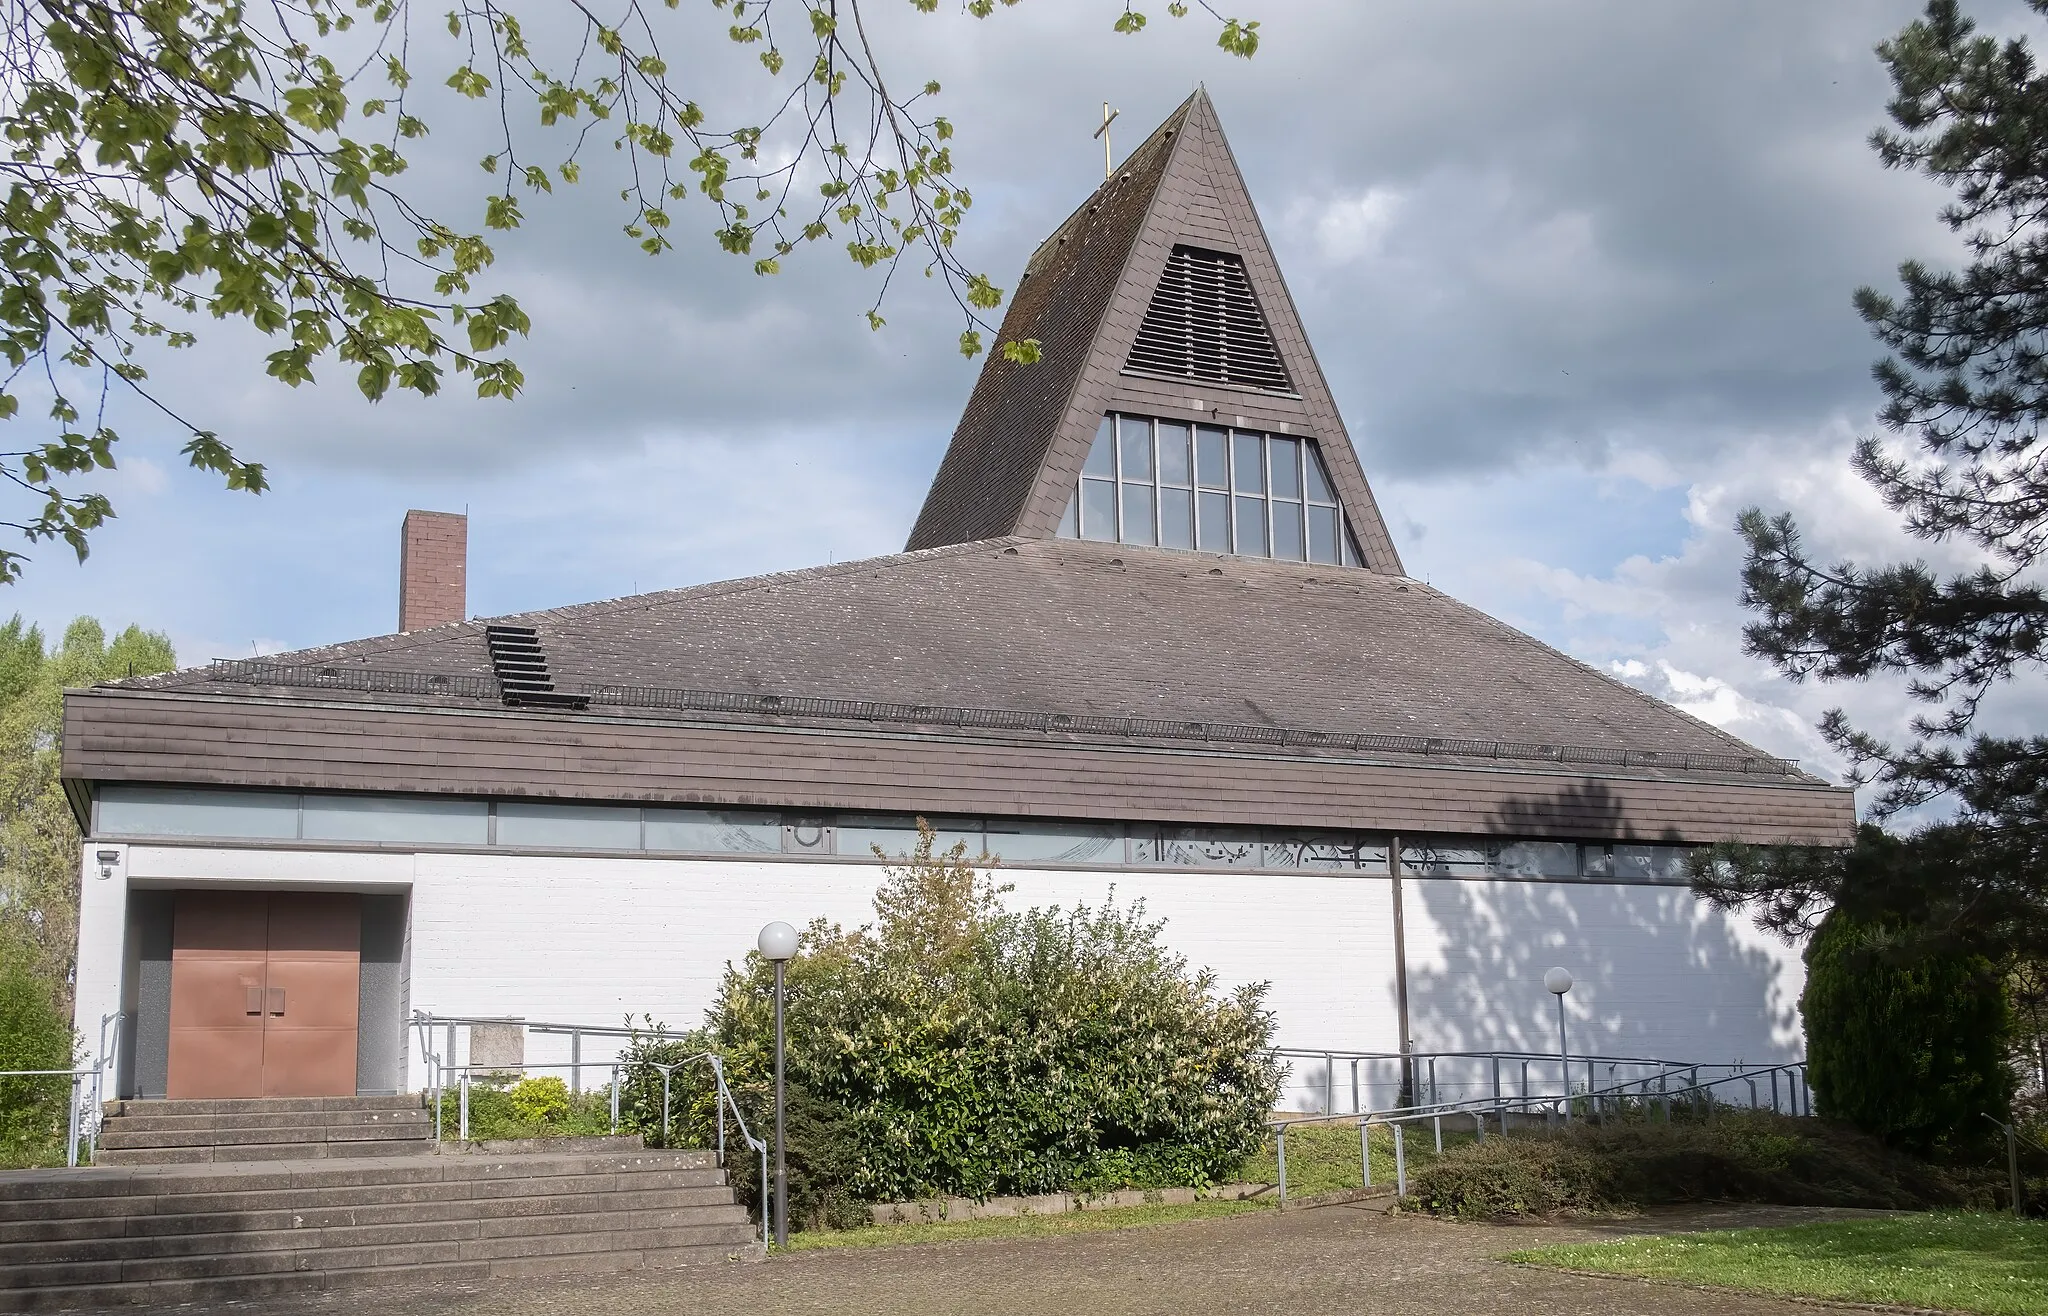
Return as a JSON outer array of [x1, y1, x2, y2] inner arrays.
[[95, 849, 119, 880]]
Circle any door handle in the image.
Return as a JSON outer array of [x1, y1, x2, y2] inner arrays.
[[268, 987, 285, 1016], [246, 986, 262, 1015]]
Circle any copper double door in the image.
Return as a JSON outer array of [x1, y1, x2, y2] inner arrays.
[[167, 890, 361, 1099]]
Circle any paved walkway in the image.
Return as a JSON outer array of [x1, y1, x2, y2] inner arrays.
[[231, 1203, 1887, 1316]]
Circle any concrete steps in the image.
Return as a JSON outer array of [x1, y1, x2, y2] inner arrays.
[[0, 1146, 758, 1310], [94, 1096, 435, 1165]]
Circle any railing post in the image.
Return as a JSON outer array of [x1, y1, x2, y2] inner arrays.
[[459, 1071, 470, 1142], [1276, 1125, 1288, 1206], [1493, 1056, 1504, 1135], [1325, 1053, 1335, 1117], [1351, 1059, 1360, 1115], [661, 1067, 672, 1147], [65, 1074, 82, 1167], [1770, 1068, 1779, 1114], [571, 1031, 582, 1095], [1393, 1122, 1407, 1197], [611, 1065, 621, 1133], [1361, 1121, 1372, 1186]]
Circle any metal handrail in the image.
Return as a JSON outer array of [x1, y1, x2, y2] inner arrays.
[[1266, 1059, 1812, 1204], [412, 1025, 769, 1251], [0, 1067, 103, 1167]]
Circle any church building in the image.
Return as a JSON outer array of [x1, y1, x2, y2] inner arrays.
[[63, 92, 1853, 1110]]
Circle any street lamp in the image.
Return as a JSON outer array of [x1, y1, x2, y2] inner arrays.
[[758, 920, 798, 1247], [1544, 966, 1573, 1124]]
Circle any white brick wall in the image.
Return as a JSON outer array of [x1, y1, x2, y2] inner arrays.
[[74, 846, 1803, 1112]]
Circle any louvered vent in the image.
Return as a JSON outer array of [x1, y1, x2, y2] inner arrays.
[[484, 624, 591, 711], [1125, 246, 1291, 392]]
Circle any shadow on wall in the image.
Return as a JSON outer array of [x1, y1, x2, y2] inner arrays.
[[1405, 778, 1802, 1074]]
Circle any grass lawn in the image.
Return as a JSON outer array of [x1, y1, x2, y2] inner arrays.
[[1508, 1213, 2048, 1316], [780, 1198, 1273, 1252]]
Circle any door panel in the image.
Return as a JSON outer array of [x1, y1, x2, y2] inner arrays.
[[165, 890, 364, 1099], [261, 893, 361, 1097], [167, 892, 268, 1099]]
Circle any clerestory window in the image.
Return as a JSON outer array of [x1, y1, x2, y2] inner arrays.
[[1055, 413, 1365, 566]]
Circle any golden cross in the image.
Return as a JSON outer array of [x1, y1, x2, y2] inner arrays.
[[1093, 103, 1120, 181]]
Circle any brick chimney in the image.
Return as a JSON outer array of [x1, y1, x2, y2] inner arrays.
[[399, 509, 467, 632]]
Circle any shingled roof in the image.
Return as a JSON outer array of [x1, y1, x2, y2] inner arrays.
[[131, 535, 1815, 787], [64, 94, 1855, 845]]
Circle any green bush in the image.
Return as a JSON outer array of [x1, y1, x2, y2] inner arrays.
[[1407, 1111, 1972, 1220], [0, 953, 76, 1167], [444, 1073, 614, 1141], [508, 1075, 571, 1125], [624, 823, 1282, 1226], [1803, 907, 2012, 1155]]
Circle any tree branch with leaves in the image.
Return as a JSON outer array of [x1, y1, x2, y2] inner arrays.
[[0, 0, 1259, 580]]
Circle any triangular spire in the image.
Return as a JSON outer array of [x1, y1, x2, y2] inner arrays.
[[906, 90, 1403, 576]]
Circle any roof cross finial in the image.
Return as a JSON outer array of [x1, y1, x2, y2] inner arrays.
[[1093, 102, 1120, 181]]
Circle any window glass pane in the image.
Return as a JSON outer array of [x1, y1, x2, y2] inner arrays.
[[1341, 523, 1363, 568], [1196, 427, 1230, 489], [1131, 827, 1263, 868], [1084, 416, 1115, 477], [1232, 431, 1265, 493], [645, 808, 782, 854], [1121, 482, 1157, 545], [1400, 842, 1492, 877], [1056, 492, 1078, 539], [1233, 496, 1268, 556], [1493, 842, 1581, 879], [1305, 444, 1335, 502], [1118, 416, 1154, 480], [1270, 437, 1301, 498], [1272, 500, 1305, 560], [1612, 845, 1691, 884], [1157, 422, 1192, 486], [497, 801, 641, 849], [1082, 478, 1117, 541], [837, 816, 985, 860], [1307, 505, 1339, 564], [1160, 487, 1194, 549], [99, 786, 299, 839], [984, 822, 1122, 865], [1263, 835, 1390, 871], [1198, 491, 1231, 552], [304, 794, 487, 845]]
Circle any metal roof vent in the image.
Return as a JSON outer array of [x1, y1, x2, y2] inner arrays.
[[1125, 245, 1291, 392], [483, 625, 590, 710]]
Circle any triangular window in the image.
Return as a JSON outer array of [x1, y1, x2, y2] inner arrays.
[[1125, 246, 1292, 393]]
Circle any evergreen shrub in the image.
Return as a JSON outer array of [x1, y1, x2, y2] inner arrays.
[[1802, 907, 2012, 1155], [1407, 1112, 1970, 1220], [620, 824, 1282, 1228], [0, 953, 75, 1166]]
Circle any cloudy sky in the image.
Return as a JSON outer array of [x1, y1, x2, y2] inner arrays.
[[11, 0, 2030, 793]]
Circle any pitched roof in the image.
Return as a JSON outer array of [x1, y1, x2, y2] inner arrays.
[[905, 91, 1403, 573], [130, 535, 1817, 787]]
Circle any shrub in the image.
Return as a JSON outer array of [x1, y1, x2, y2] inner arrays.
[[0, 953, 76, 1167], [445, 1073, 614, 1141], [508, 1076, 571, 1125], [1407, 1111, 1972, 1220], [1802, 907, 2012, 1155], [632, 823, 1283, 1225]]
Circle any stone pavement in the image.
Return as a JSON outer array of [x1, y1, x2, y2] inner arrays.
[[203, 1202, 1895, 1316]]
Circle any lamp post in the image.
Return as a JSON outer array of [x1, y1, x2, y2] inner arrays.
[[1544, 966, 1573, 1124], [757, 920, 798, 1247]]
